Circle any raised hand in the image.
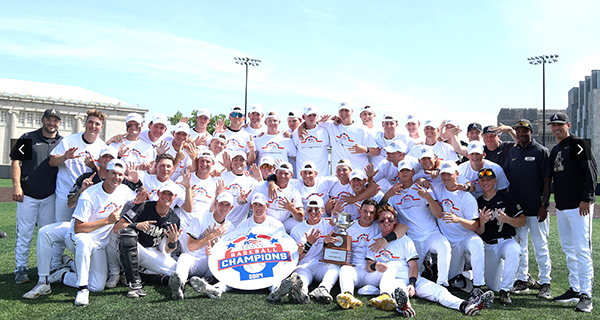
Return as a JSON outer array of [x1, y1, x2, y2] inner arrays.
[[81, 172, 96, 192], [156, 141, 170, 156], [305, 228, 321, 245], [65, 147, 79, 160]]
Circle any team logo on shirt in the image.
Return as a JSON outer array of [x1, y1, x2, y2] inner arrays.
[[374, 248, 399, 262], [396, 194, 421, 206], [303, 192, 324, 201], [335, 133, 355, 143], [209, 226, 299, 290], [192, 185, 212, 198], [332, 191, 351, 200], [226, 138, 245, 149], [301, 135, 323, 143], [74, 150, 92, 158], [99, 202, 119, 216], [124, 148, 147, 159], [262, 142, 285, 150], [439, 198, 460, 213], [353, 233, 371, 247]]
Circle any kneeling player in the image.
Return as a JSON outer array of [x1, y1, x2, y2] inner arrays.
[[367, 205, 494, 317]]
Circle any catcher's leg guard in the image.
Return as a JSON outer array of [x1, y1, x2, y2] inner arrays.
[[118, 228, 143, 289]]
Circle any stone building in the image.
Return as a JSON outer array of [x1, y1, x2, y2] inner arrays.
[[497, 107, 566, 150], [566, 70, 600, 164], [0, 78, 148, 177]]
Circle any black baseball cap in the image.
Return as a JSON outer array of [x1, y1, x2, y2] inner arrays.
[[513, 119, 533, 131], [478, 167, 496, 179], [548, 112, 569, 124], [43, 108, 62, 120], [467, 123, 482, 132], [482, 125, 498, 135]]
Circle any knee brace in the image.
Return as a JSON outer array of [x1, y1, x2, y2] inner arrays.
[[118, 228, 142, 289]]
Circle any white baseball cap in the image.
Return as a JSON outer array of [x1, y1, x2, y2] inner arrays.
[[349, 169, 367, 181], [276, 161, 294, 174], [467, 141, 485, 155], [151, 113, 169, 126], [174, 122, 190, 135], [398, 160, 414, 171], [251, 193, 267, 205], [126, 113, 144, 125], [405, 115, 418, 125], [197, 150, 215, 161], [301, 160, 317, 172], [440, 161, 459, 174], [383, 140, 407, 154], [100, 146, 119, 159], [217, 192, 234, 204], [423, 120, 435, 129], [230, 106, 244, 114], [306, 195, 324, 208], [445, 120, 456, 127], [419, 146, 436, 159], [381, 112, 397, 122], [338, 102, 351, 111], [232, 151, 247, 161], [336, 159, 352, 169], [287, 110, 301, 119], [259, 156, 276, 167], [159, 183, 180, 195], [211, 133, 227, 143], [360, 105, 374, 114], [106, 159, 126, 173], [248, 104, 263, 115], [197, 109, 211, 118], [265, 110, 280, 120], [304, 104, 318, 116]]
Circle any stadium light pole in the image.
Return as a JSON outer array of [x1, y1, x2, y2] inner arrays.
[[528, 54, 559, 146], [234, 57, 261, 124]]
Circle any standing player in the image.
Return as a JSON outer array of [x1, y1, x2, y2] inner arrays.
[[293, 105, 331, 176], [457, 141, 509, 199], [109, 113, 154, 166], [482, 125, 515, 166], [243, 104, 267, 138], [11, 108, 63, 284], [408, 120, 458, 163], [189, 108, 213, 146], [548, 112, 597, 312], [253, 110, 296, 164], [372, 114, 415, 169]]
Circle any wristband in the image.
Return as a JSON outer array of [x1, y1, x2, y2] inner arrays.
[[167, 241, 177, 249], [409, 277, 417, 287], [370, 263, 377, 271], [266, 173, 277, 182], [128, 223, 138, 230], [303, 243, 311, 253], [384, 232, 397, 243], [366, 147, 370, 154]]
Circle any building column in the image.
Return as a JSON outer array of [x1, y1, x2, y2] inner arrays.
[[74, 114, 86, 133]]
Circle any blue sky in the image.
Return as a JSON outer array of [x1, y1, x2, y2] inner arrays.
[[1, 0, 598, 134]]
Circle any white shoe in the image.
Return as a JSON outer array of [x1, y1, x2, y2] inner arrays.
[[48, 266, 70, 284], [190, 276, 221, 299], [105, 274, 120, 288], [23, 283, 51, 299], [74, 289, 89, 307]]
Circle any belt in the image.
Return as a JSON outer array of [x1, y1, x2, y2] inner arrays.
[[485, 237, 511, 245]]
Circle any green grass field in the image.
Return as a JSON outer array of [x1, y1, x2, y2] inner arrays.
[[0, 202, 598, 320]]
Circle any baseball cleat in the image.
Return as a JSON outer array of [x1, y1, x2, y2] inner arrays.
[[552, 287, 580, 303], [169, 272, 184, 300], [74, 289, 89, 307], [394, 287, 415, 317], [190, 276, 221, 299], [22, 282, 51, 299], [309, 286, 333, 303], [48, 266, 70, 284], [537, 283, 551, 299], [336, 292, 363, 309], [290, 273, 309, 304], [499, 290, 512, 306], [511, 280, 529, 293], [575, 294, 593, 312], [15, 266, 30, 284], [369, 293, 396, 311], [105, 274, 121, 289], [465, 290, 494, 315], [268, 276, 293, 302]]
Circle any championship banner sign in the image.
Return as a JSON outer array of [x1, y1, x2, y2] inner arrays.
[[208, 226, 299, 290]]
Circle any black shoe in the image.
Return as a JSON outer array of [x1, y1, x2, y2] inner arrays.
[[511, 280, 529, 293], [499, 290, 512, 306], [537, 283, 551, 299], [553, 287, 580, 303]]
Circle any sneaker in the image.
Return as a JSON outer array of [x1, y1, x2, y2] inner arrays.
[[527, 274, 541, 289], [394, 287, 415, 317], [499, 290, 512, 306], [169, 272, 184, 301], [126, 286, 147, 298], [369, 293, 396, 311], [465, 290, 494, 316], [469, 288, 484, 301], [511, 280, 529, 293], [48, 266, 70, 284], [336, 292, 363, 309], [190, 276, 221, 299], [289, 273, 309, 304], [309, 286, 333, 303], [15, 266, 30, 284], [553, 287, 580, 303], [575, 294, 593, 312], [105, 274, 120, 289], [537, 283, 551, 299], [74, 289, 89, 307], [268, 276, 293, 302], [22, 282, 52, 299]]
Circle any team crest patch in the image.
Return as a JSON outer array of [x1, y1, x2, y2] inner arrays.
[[209, 226, 299, 290]]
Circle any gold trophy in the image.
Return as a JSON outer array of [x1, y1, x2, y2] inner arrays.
[[320, 212, 354, 265]]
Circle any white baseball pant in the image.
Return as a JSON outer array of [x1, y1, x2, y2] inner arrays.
[[15, 194, 56, 272], [64, 233, 108, 292], [484, 238, 520, 292], [174, 253, 211, 283], [449, 234, 485, 287], [138, 238, 177, 275], [556, 207, 594, 296], [52, 196, 75, 271], [35, 221, 70, 277], [338, 264, 383, 294], [392, 276, 463, 311], [515, 216, 552, 284], [414, 231, 452, 286], [293, 261, 340, 292]]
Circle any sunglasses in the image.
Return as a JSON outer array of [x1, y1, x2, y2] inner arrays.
[[230, 112, 244, 118], [515, 121, 530, 127], [478, 170, 494, 177], [379, 218, 395, 224], [260, 164, 273, 169], [307, 208, 321, 213]]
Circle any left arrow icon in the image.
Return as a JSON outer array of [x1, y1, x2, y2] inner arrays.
[[18, 144, 25, 155]]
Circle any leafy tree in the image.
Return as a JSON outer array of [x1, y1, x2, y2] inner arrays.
[[168, 111, 230, 135]]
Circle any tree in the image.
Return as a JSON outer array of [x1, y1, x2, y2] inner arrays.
[[169, 111, 230, 135]]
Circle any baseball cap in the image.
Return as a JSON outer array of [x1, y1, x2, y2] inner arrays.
[[482, 125, 498, 135], [467, 141, 485, 155], [349, 169, 367, 181], [383, 140, 407, 154], [478, 167, 497, 179], [232, 151, 247, 161], [211, 133, 227, 143], [306, 195, 324, 208], [445, 120, 456, 127], [159, 183, 180, 195], [197, 108, 211, 118], [251, 193, 267, 205], [360, 105, 374, 114], [301, 160, 317, 172], [43, 108, 62, 120], [259, 156, 276, 167], [174, 122, 190, 135], [338, 102, 351, 111], [336, 159, 352, 169], [216, 192, 234, 204], [197, 150, 215, 161], [467, 123, 482, 132], [439, 161, 458, 174], [265, 110, 280, 120], [248, 104, 263, 115], [304, 104, 318, 116], [513, 119, 533, 131], [151, 113, 169, 126], [106, 159, 126, 173], [287, 110, 301, 119], [423, 120, 435, 129], [405, 114, 418, 125], [100, 146, 119, 159], [419, 146, 436, 159], [126, 113, 144, 124], [548, 112, 569, 124], [276, 161, 294, 174], [381, 112, 397, 122], [230, 106, 244, 115], [398, 160, 414, 171]]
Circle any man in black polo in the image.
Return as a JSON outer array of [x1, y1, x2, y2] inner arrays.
[[10, 108, 63, 284], [502, 119, 552, 298], [482, 125, 514, 166]]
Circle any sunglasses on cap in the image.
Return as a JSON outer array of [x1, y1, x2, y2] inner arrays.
[[230, 112, 244, 118], [478, 169, 495, 177], [260, 164, 273, 169], [379, 218, 395, 224]]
